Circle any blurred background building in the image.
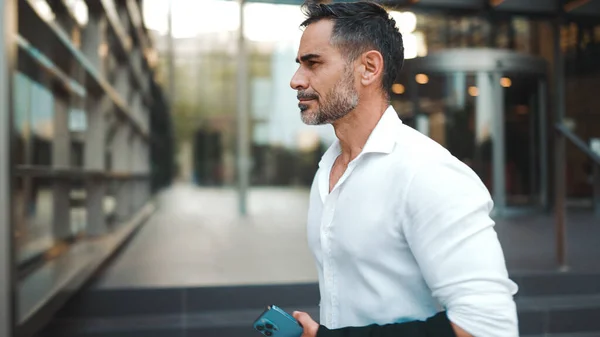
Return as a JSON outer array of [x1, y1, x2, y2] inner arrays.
[[1, 0, 600, 337], [146, 0, 600, 212]]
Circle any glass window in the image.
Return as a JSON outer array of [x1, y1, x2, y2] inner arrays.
[[14, 177, 55, 265], [70, 108, 86, 168], [14, 72, 31, 166], [30, 81, 54, 166], [70, 180, 86, 235], [400, 12, 537, 55]]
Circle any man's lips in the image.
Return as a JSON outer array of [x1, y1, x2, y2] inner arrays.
[[298, 98, 316, 102]]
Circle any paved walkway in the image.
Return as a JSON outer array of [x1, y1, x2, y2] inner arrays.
[[91, 183, 600, 289], [92, 184, 317, 288]]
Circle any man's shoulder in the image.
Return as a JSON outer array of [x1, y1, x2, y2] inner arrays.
[[388, 124, 483, 189], [387, 124, 456, 169]]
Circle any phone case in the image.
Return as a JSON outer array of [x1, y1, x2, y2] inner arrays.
[[253, 305, 304, 337]]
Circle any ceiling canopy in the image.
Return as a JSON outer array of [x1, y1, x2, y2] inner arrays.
[[235, 0, 600, 20]]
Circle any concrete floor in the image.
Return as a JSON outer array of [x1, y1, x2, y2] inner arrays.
[[91, 183, 600, 289], [92, 184, 317, 288]]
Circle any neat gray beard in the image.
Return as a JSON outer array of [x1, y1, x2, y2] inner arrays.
[[300, 68, 359, 126]]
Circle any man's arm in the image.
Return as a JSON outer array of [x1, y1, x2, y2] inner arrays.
[[401, 159, 518, 336]]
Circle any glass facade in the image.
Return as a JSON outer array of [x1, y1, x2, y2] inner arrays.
[[2, 0, 172, 334], [407, 12, 534, 54], [13, 73, 56, 263]]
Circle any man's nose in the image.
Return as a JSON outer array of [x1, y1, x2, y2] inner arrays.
[[290, 69, 308, 90]]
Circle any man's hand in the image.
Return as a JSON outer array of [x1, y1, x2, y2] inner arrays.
[[293, 311, 320, 337], [452, 322, 473, 337]]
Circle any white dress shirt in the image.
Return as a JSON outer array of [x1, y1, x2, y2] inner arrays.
[[307, 105, 519, 336]]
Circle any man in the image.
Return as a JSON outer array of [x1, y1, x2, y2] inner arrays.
[[289, 2, 519, 337]]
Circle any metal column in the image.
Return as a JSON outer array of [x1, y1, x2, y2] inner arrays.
[[113, 124, 132, 221], [538, 79, 549, 210], [81, 13, 107, 78], [491, 71, 506, 215], [553, 20, 568, 271], [52, 97, 72, 240], [529, 93, 537, 204], [476, 71, 506, 215], [131, 136, 145, 211], [85, 96, 109, 236], [594, 163, 600, 217], [0, 0, 16, 335], [136, 94, 150, 211], [83, 12, 108, 236], [237, 0, 249, 216]]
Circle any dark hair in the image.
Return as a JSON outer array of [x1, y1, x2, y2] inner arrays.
[[300, 1, 404, 98]]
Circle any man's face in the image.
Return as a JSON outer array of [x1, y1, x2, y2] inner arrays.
[[291, 20, 359, 125]]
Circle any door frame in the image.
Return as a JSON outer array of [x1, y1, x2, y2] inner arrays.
[[1, 0, 17, 336]]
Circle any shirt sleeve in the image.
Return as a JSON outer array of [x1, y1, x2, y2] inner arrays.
[[402, 158, 519, 337]]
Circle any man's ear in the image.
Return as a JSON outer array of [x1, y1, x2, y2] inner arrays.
[[359, 50, 384, 87]]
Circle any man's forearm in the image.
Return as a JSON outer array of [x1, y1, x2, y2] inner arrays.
[[316, 311, 456, 337]]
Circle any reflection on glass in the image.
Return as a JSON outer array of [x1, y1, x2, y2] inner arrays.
[[70, 108, 86, 168], [70, 182, 87, 235], [14, 73, 57, 167], [14, 72, 31, 165], [64, 0, 89, 26], [69, 108, 87, 132], [400, 11, 534, 54], [30, 0, 56, 22], [14, 177, 55, 264], [105, 179, 120, 225], [31, 81, 55, 166]]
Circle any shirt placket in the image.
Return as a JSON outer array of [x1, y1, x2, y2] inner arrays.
[[321, 188, 337, 328], [320, 160, 359, 328]]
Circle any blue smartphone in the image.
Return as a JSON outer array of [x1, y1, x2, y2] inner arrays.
[[253, 305, 303, 337]]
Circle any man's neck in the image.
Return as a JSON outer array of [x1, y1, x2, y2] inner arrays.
[[332, 98, 389, 164]]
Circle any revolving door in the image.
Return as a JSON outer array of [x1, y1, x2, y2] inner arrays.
[[408, 49, 549, 216]]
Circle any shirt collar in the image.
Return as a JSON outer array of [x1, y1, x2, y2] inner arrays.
[[319, 105, 402, 168]]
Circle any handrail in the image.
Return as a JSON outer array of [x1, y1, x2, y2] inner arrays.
[[554, 122, 600, 271], [555, 123, 600, 165]]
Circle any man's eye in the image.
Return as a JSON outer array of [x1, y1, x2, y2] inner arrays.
[[307, 61, 318, 67]]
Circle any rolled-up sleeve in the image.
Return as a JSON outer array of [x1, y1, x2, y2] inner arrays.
[[402, 159, 519, 337]]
